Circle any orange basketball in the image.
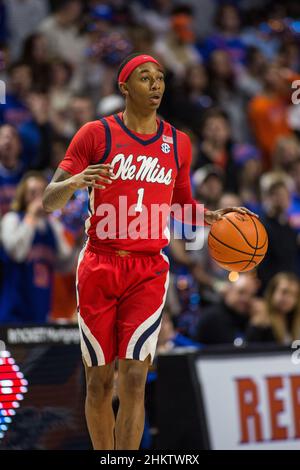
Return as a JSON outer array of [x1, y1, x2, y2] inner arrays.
[[208, 212, 268, 272]]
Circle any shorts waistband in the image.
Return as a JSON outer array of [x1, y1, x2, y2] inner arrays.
[[86, 242, 161, 258]]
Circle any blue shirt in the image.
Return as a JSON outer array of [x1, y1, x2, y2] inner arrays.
[[0, 213, 58, 323], [0, 163, 24, 216], [0, 93, 31, 127], [199, 33, 247, 65]]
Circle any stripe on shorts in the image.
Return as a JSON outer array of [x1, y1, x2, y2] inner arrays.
[[76, 244, 106, 366], [126, 252, 170, 362]]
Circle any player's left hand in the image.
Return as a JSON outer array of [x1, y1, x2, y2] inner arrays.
[[204, 206, 259, 225]]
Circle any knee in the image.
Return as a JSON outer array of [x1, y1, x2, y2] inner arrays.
[[86, 374, 114, 404], [121, 367, 147, 397]]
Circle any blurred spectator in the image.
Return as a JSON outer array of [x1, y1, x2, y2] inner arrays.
[[276, 39, 300, 73], [129, 26, 157, 59], [0, 41, 10, 83], [39, 0, 86, 66], [132, 0, 172, 38], [237, 46, 266, 100], [97, 94, 124, 118], [166, 234, 202, 328], [200, 3, 247, 67], [189, 192, 242, 305], [5, 0, 49, 60], [0, 124, 24, 216], [273, 135, 300, 172], [49, 60, 74, 118], [289, 158, 300, 235], [246, 297, 274, 341], [194, 273, 274, 345], [207, 49, 248, 141], [263, 272, 300, 344], [48, 135, 70, 176], [156, 309, 201, 354], [80, 6, 132, 100], [52, 93, 95, 138], [192, 164, 224, 211], [169, 63, 214, 135], [196, 109, 239, 192], [0, 171, 71, 323], [69, 93, 95, 129], [173, 0, 216, 38], [234, 143, 262, 214], [20, 33, 52, 90], [154, 5, 201, 80], [241, 9, 281, 60], [19, 88, 54, 169], [258, 172, 299, 289], [248, 63, 294, 169], [0, 61, 32, 126], [0, 1, 8, 43]]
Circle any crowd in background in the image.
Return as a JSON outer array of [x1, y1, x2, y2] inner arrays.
[[1, 0, 300, 350]]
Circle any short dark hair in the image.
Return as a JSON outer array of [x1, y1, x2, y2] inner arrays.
[[8, 61, 31, 75], [117, 52, 144, 82], [55, 0, 81, 11], [201, 107, 230, 126], [171, 5, 193, 16]]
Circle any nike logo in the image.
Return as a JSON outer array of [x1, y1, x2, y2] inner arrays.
[[116, 143, 131, 148], [155, 269, 168, 275]]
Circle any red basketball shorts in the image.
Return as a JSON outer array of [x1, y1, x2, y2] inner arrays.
[[76, 244, 170, 367]]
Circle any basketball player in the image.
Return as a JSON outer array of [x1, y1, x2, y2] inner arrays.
[[42, 53, 256, 450]]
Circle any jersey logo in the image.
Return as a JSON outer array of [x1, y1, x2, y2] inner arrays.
[[162, 135, 173, 144], [111, 153, 173, 185], [116, 143, 131, 148], [161, 143, 170, 154]]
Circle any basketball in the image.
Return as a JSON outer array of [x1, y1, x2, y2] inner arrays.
[[208, 212, 268, 272]]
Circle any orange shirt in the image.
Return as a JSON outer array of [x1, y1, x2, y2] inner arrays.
[[50, 272, 77, 321], [248, 94, 292, 169], [50, 229, 77, 322]]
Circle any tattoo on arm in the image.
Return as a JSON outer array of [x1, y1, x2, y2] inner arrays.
[[42, 168, 75, 212]]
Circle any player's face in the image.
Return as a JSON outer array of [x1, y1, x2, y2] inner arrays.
[[126, 62, 165, 110]]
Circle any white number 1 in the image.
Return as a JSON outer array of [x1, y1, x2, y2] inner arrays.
[[135, 188, 144, 212]]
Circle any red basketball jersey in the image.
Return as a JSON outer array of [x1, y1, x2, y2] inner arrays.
[[59, 112, 193, 253]]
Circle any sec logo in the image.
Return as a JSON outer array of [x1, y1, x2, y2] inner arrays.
[[161, 143, 170, 154]]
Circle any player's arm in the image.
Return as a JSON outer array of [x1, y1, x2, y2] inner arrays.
[[42, 164, 113, 212], [43, 121, 113, 212], [171, 132, 208, 226], [172, 132, 257, 225]]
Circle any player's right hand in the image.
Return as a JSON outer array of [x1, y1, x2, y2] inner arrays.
[[69, 164, 114, 190]]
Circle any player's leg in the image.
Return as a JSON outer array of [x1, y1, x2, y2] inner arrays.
[[77, 248, 120, 449], [115, 355, 151, 450], [115, 252, 170, 449], [84, 359, 116, 450]]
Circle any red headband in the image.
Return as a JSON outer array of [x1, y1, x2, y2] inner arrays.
[[118, 55, 162, 84]]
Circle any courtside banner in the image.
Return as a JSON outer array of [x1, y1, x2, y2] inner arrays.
[[195, 349, 300, 450]]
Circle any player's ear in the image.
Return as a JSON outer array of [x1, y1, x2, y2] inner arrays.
[[119, 82, 128, 98]]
